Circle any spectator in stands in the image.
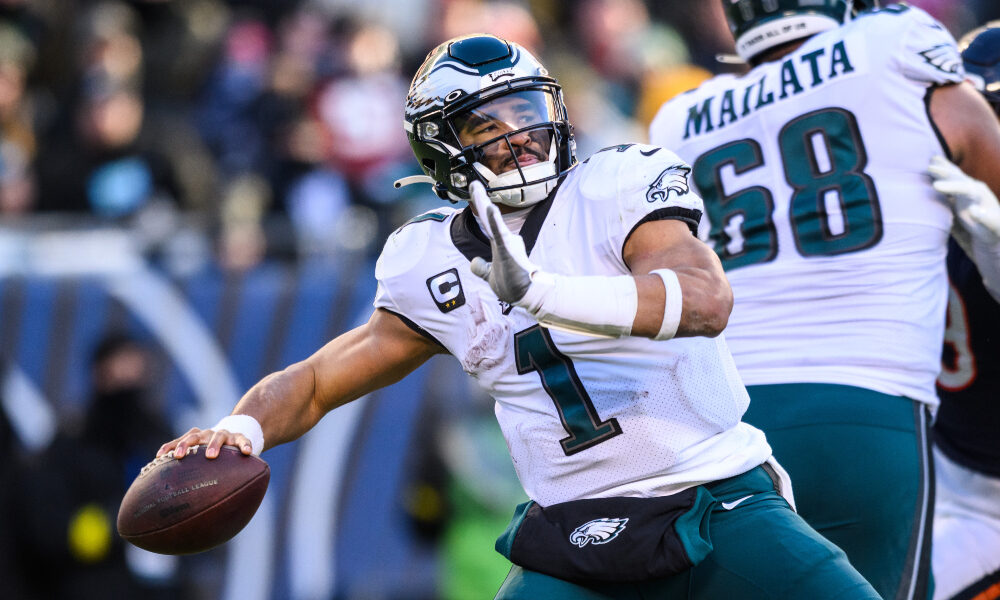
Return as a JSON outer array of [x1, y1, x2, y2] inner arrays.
[[0, 22, 37, 215], [7, 333, 180, 599], [32, 2, 186, 217], [34, 81, 182, 216]]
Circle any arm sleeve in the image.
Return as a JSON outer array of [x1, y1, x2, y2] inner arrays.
[[373, 222, 448, 348]]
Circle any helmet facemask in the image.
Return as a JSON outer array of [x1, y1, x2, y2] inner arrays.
[[446, 88, 566, 207]]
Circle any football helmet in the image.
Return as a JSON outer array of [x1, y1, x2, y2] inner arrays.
[[959, 22, 1000, 117], [400, 34, 577, 208], [722, 0, 872, 63]]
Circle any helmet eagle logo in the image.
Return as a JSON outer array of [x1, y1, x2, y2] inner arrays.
[[569, 517, 629, 548]]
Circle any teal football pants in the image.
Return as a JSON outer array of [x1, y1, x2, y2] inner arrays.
[[494, 465, 880, 599], [743, 383, 934, 600]]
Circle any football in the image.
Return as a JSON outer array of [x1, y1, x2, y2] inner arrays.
[[117, 445, 270, 555]]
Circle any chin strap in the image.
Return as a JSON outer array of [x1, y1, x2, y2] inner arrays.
[[393, 175, 436, 189]]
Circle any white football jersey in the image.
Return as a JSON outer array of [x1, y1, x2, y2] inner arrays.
[[374, 144, 770, 506], [649, 6, 965, 405]]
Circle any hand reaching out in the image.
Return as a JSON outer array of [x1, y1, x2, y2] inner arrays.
[[929, 155, 1000, 245], [157, 426, 254, 460]]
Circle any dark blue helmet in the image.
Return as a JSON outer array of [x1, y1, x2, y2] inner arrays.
[[959, 22, 1000, 117]]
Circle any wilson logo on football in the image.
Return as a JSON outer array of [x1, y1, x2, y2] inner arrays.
[[646, 164, 691, 203], [569, 517, 629, 548]]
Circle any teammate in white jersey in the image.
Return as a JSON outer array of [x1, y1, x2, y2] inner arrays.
[[930, 22, 1000, 600], [649, 2, 1000, 598], [156, 34, 879, 598]]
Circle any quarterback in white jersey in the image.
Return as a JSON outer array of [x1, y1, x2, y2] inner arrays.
[[375, 143, 768, 506], [158, 34, 880, 599], [651, 2, 1000, 599]]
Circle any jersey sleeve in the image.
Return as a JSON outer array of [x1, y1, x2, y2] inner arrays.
[[577, 143, 704, 266], [374, 222, 425, 314], [891, 6, 965, 86], [589, 143, 703, 228], [372, 213, 450, 347]]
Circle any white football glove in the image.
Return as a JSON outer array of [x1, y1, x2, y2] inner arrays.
[[929, 155, 1000, 245], [929, 155, 1000, 303], [466, 181, 639, 338], [468, 181, 542, 307]]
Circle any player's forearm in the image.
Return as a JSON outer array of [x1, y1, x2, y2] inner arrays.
[[631, 266, 732, 339], [231, 361, 326, 452]]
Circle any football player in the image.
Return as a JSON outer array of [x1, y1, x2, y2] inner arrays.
[[930, 22, 1000, 600], [649, 2, 1000, 598], [156, 35, 880, 598]]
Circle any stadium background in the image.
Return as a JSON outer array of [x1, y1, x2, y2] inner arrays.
[[0, 1, 996, 599]]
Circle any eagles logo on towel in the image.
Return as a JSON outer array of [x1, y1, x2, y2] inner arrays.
[[569, 517, 629, 548], [646, 165, 691, 203]]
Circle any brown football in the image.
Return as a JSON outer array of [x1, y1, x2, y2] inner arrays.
[[117, 445, 269, 555]]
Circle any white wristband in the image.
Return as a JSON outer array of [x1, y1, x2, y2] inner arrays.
[[213, 414, 264, 456], [650, 269, 682, 341], [520, 272, 639, 338]]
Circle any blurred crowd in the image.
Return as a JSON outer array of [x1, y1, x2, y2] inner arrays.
[[0, 0, 996, 272], [3, 1, 1000, 599]]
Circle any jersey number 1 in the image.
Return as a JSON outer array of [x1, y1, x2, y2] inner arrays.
[[514, 326, 622, 455]]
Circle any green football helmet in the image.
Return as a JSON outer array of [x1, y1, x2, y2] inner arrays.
[[722, 0, 873, 63], [400, 34, 577, 208]]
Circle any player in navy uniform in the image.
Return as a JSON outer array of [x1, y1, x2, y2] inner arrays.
[[155, 35, 878, 598], [930, 22, 1000, 600]]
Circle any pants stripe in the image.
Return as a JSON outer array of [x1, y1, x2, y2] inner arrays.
[[898, 405, 934, 600]]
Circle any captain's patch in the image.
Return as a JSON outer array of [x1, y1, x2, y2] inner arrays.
[[427, 268, 465, 313]]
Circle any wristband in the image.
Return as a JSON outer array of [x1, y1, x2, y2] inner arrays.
[[650, 269, 682, 341], [213, 414, 264, 456], [520, 272, 639, 338]]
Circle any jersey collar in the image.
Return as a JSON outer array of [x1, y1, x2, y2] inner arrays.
[[450, 188, 558, 263]]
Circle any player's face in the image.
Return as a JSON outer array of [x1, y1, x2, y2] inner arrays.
[[455, 92, 553, 175]]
